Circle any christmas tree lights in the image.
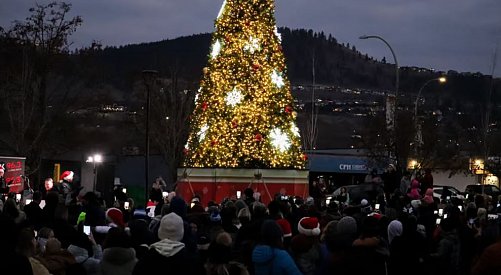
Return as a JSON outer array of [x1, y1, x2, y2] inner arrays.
[[184, 0, 305, 169]]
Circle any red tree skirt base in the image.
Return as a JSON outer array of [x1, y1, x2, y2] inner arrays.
[[176, 168, 309, 206]]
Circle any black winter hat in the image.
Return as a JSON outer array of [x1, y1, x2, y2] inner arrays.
[[261, 219, 283, 245]]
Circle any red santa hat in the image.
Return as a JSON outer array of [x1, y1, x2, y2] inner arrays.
[[106, 207, 124, 227], [61, 171, 74, 181], [298, 217, 321, 236], [276, 218, 292, 237]]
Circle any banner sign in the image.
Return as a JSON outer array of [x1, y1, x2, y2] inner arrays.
[[0, 156, 26, 193]]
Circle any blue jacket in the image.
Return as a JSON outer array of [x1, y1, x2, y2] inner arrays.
[[252, 245, 302, 275]]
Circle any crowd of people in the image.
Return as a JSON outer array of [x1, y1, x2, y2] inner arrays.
[[1, 168, 501, 275]]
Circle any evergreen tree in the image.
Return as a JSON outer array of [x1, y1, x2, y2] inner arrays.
[[184, 0, 305, 169]]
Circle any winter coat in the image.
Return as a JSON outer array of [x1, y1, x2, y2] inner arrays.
[[400, 177, 411, 194], [430, 231, 461, 275], [133, 244, 149, 261], [252, 245, 302, 275], [23, 201, 43, 229], [132, 238, 204, 275], [29, 257, 51, 275], [351, 237, 389, 275], [40, 250, 77, 275], [290, 234, 321, 275], [389, 231, 427, 275], [471, 241, 501, 275], [407, 180, 421, 200], [100, 247, 137, 275], [67, 244, 103, 275]]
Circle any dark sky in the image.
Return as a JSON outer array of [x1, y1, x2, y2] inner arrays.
[[1, 0, 500, 76]]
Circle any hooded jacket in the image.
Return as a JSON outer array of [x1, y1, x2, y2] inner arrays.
[[100, 247, 137, 275], [408, 180, 421, 200], [252, 245, 302, 275], [132, 238, 204, 275]]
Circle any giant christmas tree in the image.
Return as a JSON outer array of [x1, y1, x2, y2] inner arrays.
[[184, 0, 305, 169]]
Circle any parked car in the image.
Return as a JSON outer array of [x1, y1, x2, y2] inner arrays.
[[465, 184, 501, 200], [433, 185, 465, 201], [332, 183, 383, 205]]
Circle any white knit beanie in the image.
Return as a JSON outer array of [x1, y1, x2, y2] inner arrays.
[[158, 212, 184, 241]]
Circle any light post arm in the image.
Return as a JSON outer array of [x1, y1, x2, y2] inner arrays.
[[414, 78, 437, 119], [359, 34, 399, 164], [359, 35, 399, 99]]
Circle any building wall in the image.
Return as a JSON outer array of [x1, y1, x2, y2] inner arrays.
[[431, 170, 478, 192]]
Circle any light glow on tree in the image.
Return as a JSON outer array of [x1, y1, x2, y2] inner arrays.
[[184, 0, 305, 169]]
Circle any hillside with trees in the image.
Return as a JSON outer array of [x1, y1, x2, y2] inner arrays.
[[1, 3, 500, 182]]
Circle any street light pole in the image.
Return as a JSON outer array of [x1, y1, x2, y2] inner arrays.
[[93, 162, 97, 192], [86, 154, 102, 193], [359, 35, 399, 164], [413, 77, 447, 155], [142, 70, 158, 205], [414, 77, 446, 120]]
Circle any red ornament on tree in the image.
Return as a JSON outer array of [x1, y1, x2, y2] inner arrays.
[[252, 63, 260, 71], [254, 133, 263, 142], [202, 102, 208, 111], [183, 148, 189, 155], [302, 154, 308, 161], [231, 120, 238, 128], [284, 106, 293, 114], [211, 140, 218, 146]]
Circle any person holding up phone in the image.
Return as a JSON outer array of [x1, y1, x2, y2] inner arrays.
[[67, 228, 103, 275]]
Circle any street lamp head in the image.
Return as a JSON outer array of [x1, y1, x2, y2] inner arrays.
[[93, 154, 103, 163], [438, 77, 447, 83], [359, 35, 370, 40], [86, 156, 93, 163]]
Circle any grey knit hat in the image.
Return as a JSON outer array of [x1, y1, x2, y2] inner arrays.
[[337, 216, 358, 236]]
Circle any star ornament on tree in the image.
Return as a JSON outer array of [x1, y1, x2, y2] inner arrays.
[[244, 36, 260, 54], [217, 0, 227, 19], [270, 128, 291, 152], [225, 87, 243, 107], [211, 40, 222, 59], [274, 26, 282, 42], [198, 124, 209, 141], [271, 70, 284, 88], [291, 123, 301, 137], [195, 87, 202, 103]]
